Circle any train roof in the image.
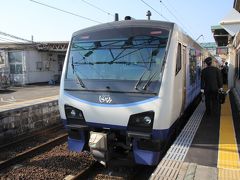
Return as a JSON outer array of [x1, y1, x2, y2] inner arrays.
[[73, 20, 175, 37]]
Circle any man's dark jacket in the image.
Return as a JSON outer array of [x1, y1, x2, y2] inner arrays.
[[201, 66, 223, 92]]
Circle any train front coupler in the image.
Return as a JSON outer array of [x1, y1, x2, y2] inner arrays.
[[88, 131, 111, 166]]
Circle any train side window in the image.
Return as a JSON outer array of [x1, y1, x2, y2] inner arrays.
[[189, 49, 197, 85], [238, 51, 240, 79], [176, 43, 182, 75]]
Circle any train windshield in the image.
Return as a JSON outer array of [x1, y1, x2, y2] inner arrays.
[[66, 26, 170, 93]]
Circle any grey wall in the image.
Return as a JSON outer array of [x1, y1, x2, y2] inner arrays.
[[0, 100, 60, 143]]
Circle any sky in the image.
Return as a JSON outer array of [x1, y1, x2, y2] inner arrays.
[[0, 0, 234, 43]]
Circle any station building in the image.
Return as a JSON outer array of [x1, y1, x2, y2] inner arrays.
[[216, 0, 240, 107], [0, 41, 68, 86]]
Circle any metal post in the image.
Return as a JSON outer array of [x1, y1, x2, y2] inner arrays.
[[114, 13, 119, 21], [146, 10, 151, 20]]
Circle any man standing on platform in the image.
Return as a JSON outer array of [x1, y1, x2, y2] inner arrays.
[[221, 62, 229, 84], [201, 57, 223, 116]]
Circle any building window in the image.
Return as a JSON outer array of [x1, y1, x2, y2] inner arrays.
[[0, 51, 4, 64], [8, 51, 23, 74], [58, 54, 65, 72], [9, 64, 23, 74], [176, 43, 182, 75]]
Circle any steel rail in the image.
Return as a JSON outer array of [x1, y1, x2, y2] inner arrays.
[[71, 161, 103, 180], [0, 133, 67, 170], [0, 123, 64, 150]]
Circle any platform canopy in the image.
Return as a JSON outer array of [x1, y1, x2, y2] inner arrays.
[[234, 0, 240, 12], [211, 26, 229, 46], [220, 8, 240, 36]]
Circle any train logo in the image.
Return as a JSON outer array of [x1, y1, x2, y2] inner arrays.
[[99, 95, 112, 103]]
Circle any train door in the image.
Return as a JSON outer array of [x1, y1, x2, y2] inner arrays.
[[181, 45, 187, 113]]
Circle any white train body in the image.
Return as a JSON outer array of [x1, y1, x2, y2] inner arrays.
[[59, 20, 209, 165]]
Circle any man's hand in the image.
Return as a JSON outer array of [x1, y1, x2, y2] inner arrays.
[[200, 89, 204, 93]]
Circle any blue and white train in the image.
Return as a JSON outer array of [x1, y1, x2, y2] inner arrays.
[[59, 19, 212, 166]]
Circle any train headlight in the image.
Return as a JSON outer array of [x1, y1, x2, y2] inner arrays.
[[143, 116, 152, 125], [70, 109, 77, 117], [65, 105, 85, 120], [127, 111, 154, 133]]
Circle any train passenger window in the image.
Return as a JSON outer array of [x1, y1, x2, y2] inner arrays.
[[189, 49, 197, 84], [176, 43, 182, 75], [237, 51, 240, 79]]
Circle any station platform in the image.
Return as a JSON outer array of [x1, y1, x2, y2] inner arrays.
[[0, 85, 60, 142], [150, 91, 240, 180], [0, 95, 58, 112], [0, 84, 59, 112]]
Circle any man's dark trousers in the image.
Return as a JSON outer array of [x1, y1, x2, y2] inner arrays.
[[204, 91, 220, 116]]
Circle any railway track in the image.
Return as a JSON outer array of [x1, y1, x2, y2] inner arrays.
[[0, 143, 95, 179], [0, 133, 67, 171], [0, 124, 66, 163], [0, 123, 64, 148], [69, 161, 104, 180], [68, 161, 148, 180]]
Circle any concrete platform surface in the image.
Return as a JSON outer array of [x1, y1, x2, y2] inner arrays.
[[150, 91, 240, 180], [0, 84, 59, 106]]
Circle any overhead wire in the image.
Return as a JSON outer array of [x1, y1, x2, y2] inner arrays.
[[0, 36, 23, 43], [159, 0, 195, 38], [0, 37, 14, 43], [0, 30, 49, 49], [0, 38, 39, 50], [80, 0, 114, 17], [2, 0, 199, 45], [0, 32, 41, 49], [0, 30, 35, 44], [139, 0, 169, 21], [29, 0, 102, 24], [1, 0, 103, 46], [0, 36, 41, 49], [160, 1, 189, 32], [29, 0, 129, 41]]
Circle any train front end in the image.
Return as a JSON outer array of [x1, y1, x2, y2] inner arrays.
[[59, 20, 172, 165]]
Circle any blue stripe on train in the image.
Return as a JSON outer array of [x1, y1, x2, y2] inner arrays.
[[64, 93, 159, 107]]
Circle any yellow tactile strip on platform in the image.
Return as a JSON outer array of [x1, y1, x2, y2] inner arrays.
[[218, 168, 240, 180], [218, 94, 240, 179]]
